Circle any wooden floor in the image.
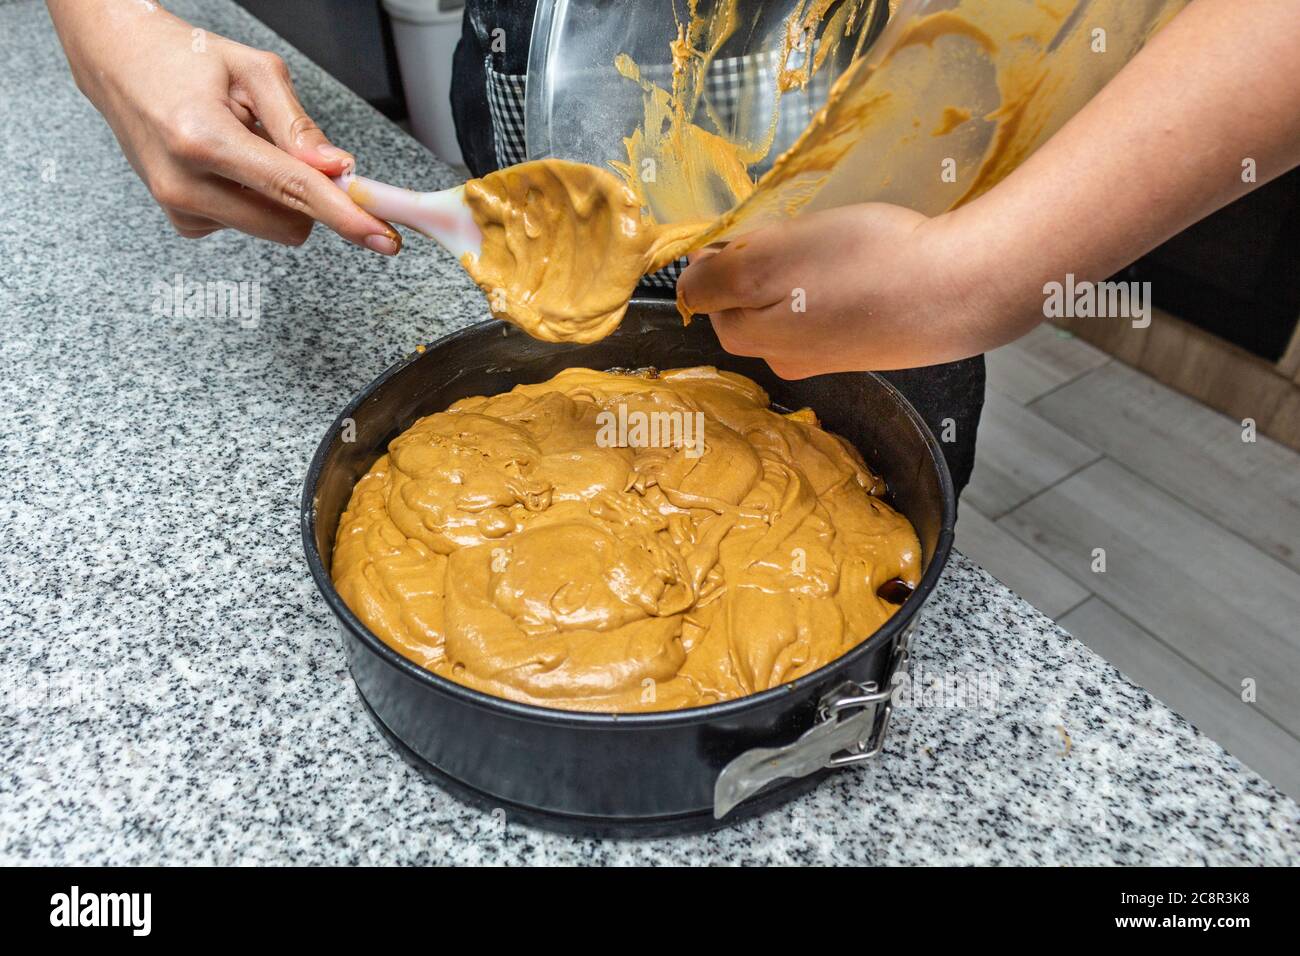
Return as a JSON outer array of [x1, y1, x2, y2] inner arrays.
[[959, 325, 1300, 800]]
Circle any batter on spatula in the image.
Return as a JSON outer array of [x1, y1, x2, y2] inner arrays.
[[459, 159, 708, 343]]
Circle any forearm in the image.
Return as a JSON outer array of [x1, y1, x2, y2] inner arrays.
[[950, 0, 1300, 340], [47, 0, 176, 91]]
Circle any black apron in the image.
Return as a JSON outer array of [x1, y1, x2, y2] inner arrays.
[[450, 0, 983, 494]]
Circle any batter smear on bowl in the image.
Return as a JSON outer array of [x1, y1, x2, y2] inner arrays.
[[331, 366, 920, 713]]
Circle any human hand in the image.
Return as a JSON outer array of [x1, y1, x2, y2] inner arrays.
[[676, 203, 1028, 377], [47, 0, 400, 252]]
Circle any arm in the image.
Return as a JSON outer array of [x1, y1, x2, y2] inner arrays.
[[676, 0, 1300, 376], [46, 0, 400, 253]]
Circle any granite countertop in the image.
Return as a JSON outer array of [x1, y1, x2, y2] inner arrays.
[[1, 0, 1296, 865]]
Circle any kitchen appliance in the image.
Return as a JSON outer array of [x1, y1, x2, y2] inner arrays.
[[382, 0, 466, 165], [301, 301, 955, 835]]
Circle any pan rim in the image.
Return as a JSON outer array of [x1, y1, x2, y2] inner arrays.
[[300, 304, 956, 730]]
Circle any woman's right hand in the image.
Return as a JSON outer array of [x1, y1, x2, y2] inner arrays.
[[46, 0, 401, 253]]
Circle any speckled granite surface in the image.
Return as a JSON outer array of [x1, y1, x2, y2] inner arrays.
[[0, 0, 1296, 865]]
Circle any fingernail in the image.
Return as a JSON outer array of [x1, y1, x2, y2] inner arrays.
[[317, 145, 353, 167], [364, 233, 400, 255]]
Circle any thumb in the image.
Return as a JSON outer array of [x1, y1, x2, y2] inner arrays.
[[233, 49, 354, 174]]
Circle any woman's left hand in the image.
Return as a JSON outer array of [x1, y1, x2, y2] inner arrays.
[[676, 203, 1026, 377]]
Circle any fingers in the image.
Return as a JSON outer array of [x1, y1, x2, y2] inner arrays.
[[685, 245, 721, 266], [201, 114, 400, 253], [154, 159, 314, 245], [710, 307, 768, 358], [710, 303, 816, 380], [165, 208, 224, 240], [216, 183, 315, 245], [177, 174, 315, 245], [229, 49, 354, 174], [677, 234, 784, 315]]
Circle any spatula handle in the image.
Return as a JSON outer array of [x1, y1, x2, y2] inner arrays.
[[333, 171, 481, 259]]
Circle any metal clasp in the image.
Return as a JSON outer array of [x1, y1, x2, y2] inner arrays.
[[820, 681, 896, 766], [713, 629, 911, 819]]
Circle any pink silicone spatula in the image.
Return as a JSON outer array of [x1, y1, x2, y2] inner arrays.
[[333, 170, 483, 260]]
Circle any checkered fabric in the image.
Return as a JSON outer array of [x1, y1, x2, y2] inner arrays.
[[484, 57, 528, 169], [628, 50, 832, 160], [483, 50, 834, 290]]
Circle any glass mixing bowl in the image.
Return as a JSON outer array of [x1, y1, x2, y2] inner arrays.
[[524, 0, 1189, 233], [525, 0, 890, 224]]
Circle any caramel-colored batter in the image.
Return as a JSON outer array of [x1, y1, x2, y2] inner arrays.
[[457, 2, 874, 342], [618, 0, 1187, 246], [611, 0, 881, 226], [459, 2, 1185, 346], [331, 366, 920, 713], [459, 159, 706, 344]]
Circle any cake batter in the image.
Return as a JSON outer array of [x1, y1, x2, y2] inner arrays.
[[459, 159, 707, 343], [461, 1, 1187, 345], [331, 366, 920, 713]]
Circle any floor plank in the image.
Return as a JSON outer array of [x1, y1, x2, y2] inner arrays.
[[984, 324, 1111, 405], [999, 459, 1300, 736], [964, 389, 1101, 519], [1059, 598, 1300, 802], [954, 506, 1090, 618], [1032, 362, 1300, 572]]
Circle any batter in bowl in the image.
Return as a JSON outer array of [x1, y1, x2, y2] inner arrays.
[[331, 365, 920, 713]]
